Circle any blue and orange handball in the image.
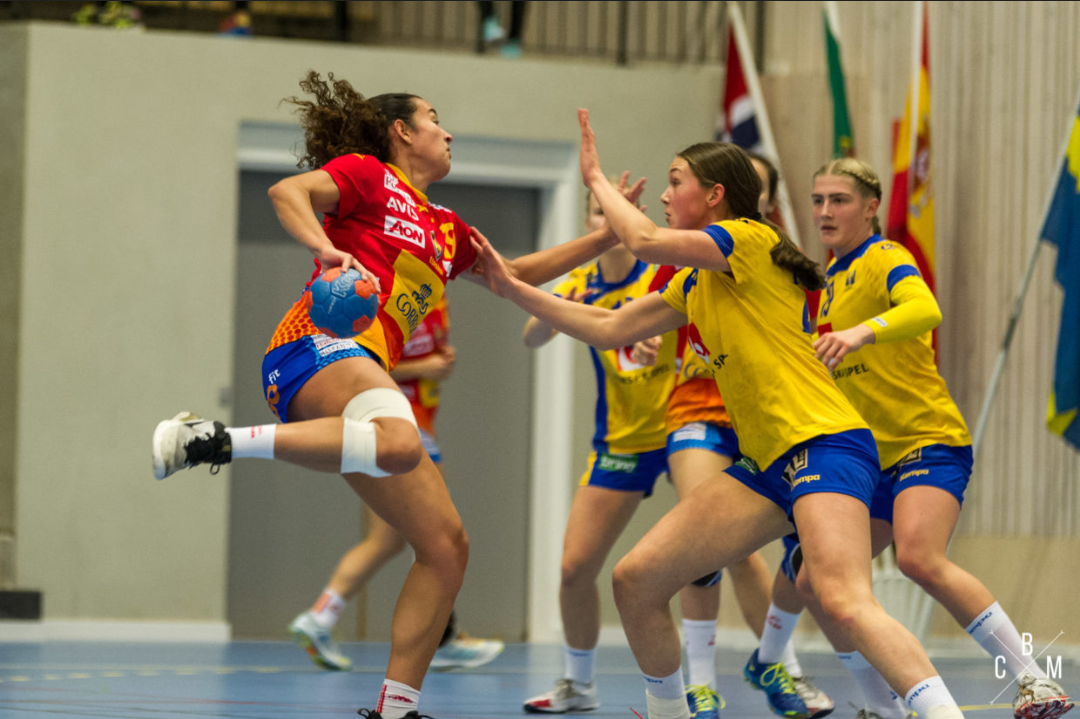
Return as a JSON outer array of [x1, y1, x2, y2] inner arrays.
[[304, 267, 380, 339]]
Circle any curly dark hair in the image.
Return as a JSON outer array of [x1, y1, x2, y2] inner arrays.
[[283, 71, 420, 169]]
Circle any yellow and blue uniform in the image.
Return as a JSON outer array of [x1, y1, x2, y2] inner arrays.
[[554, 261, 678, 496], [660, 219, 878, 515], [819, 235, 973, 520]]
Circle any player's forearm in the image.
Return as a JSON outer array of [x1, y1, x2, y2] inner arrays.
[[507, 228, 615, 286], [268, 183, 334, 257], [863, 279, 942, 344], [587, 173, 660, 258], [523, 316, 558, 348], [508, 280, 624, 350]]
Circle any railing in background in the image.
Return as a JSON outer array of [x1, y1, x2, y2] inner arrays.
[[0, 1, 753, 67]]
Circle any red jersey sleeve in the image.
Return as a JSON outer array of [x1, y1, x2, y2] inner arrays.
[[447, 213, 478, 279], [320, 154, 381, 220]]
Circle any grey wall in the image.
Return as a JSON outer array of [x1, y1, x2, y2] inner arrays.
[[3, 22, 721, 625]]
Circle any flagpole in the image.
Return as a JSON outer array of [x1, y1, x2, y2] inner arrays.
[[907, 0, 922, 201], [970, 83, 1080, 457], [725, 0, 802, 249]]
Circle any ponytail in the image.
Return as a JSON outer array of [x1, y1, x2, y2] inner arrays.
[[763, 219, 825, 291]]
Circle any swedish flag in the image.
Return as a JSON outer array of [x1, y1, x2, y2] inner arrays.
[[1044, 102, 1080, 449]]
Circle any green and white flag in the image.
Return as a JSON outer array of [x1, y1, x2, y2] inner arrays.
[[824, 1, 854, 157]]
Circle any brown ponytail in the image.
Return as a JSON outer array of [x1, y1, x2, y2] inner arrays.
[[678, 142, 824, 291]]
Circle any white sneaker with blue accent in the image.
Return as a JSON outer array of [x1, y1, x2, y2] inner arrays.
[[288, 611, 351, 671], [430, 634, 505, 670]]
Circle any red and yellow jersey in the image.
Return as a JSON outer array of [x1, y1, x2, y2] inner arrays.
[[266, 154, 477, 370], [660, 219, 868, 469], [819, 236, 970, 467], [554, 260, 678, 454], [396, 296, 449, 434]]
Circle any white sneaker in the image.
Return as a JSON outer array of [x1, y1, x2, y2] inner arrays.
[[854, 709, 914, 719], [152, 412, 231, 480], [288, 611, 352, 671], [793, 675, 835, 718], [524, 678, 600, 714], [1015, 672, 1074, 719], [430, 635, 505, 670]]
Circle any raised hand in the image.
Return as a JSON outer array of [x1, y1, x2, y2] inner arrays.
[[578, 108, 604, 188], [468, 226, 518, 298]]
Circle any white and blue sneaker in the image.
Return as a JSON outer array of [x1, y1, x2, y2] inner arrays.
[[288, 611, 351, 671], [430, 634, 504, 670], [686, 684, 725, 719]]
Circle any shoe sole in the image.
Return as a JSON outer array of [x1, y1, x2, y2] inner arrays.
[[1016, 700, 1075, 719], [430, 642, 505, 671], [523, 702, 600, 714], [152, 416, 182, 480], [288, 626, 351, 671]]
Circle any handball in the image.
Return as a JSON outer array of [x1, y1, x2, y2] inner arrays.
[[304, 267, 380, 339]]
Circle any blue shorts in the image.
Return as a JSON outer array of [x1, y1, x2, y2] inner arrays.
[[666, 421, 741, 459], [725, 429, 879, 520], [419, 427, 442, 464], [780, 533, 802, 583], [579, 448, 669, 498], [870, 444, 973, 523], [262, 335, 382, 423]]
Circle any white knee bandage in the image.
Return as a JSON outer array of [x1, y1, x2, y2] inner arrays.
[[340, 388, 418, 476]]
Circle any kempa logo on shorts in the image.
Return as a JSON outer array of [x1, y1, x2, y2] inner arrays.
[[782, 450, 809, 488], [898, 447, 923, 465], [598, 453, 638, 473], [899, 468, 930, 482]]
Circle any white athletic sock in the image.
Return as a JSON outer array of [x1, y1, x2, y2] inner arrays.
[[565, 645, 596, 685], [782, 640, 804, 678], [759, 603, 801, 664], [837, 651, 907, 719], [904, 676, 958, 716], [377, 679, 420, 719], [682, 618, 716, 688], [310, 589, 346, 629], [965, 602, 1046, 679], [226, 424, 275, 460], [643, 668, 691, 719]]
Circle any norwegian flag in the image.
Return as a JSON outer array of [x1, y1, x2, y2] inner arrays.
[[717, 26, 763, 153]]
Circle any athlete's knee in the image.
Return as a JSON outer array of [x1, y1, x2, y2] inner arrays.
[[340, 388, 422, 477], [373, 421, 425, 475], [560, 553, 600, 590], [895, 546, 948, 589], [811, 579, 870, 631], [611, 553, 654, 610], [418, 521, 469, 587]]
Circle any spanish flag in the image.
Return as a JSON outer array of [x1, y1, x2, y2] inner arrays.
[[886, 1, 935, 357], [1044, 100, 1080, 450]]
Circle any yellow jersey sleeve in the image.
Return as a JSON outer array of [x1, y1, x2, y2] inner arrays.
[[660, 267, 694, 315], [863, 275, 942, 344]]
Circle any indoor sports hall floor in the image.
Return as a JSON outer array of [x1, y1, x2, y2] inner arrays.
[[0, 640, 1070, 718]]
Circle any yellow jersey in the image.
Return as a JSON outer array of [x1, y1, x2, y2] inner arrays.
[[819, 236, 971, 468], [554, 260, 678, 454], [660, 219, 867, 468]]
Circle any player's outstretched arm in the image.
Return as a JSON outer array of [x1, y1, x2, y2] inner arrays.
[[471, 229, 683, 350], [577, 109, 730, 273]]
